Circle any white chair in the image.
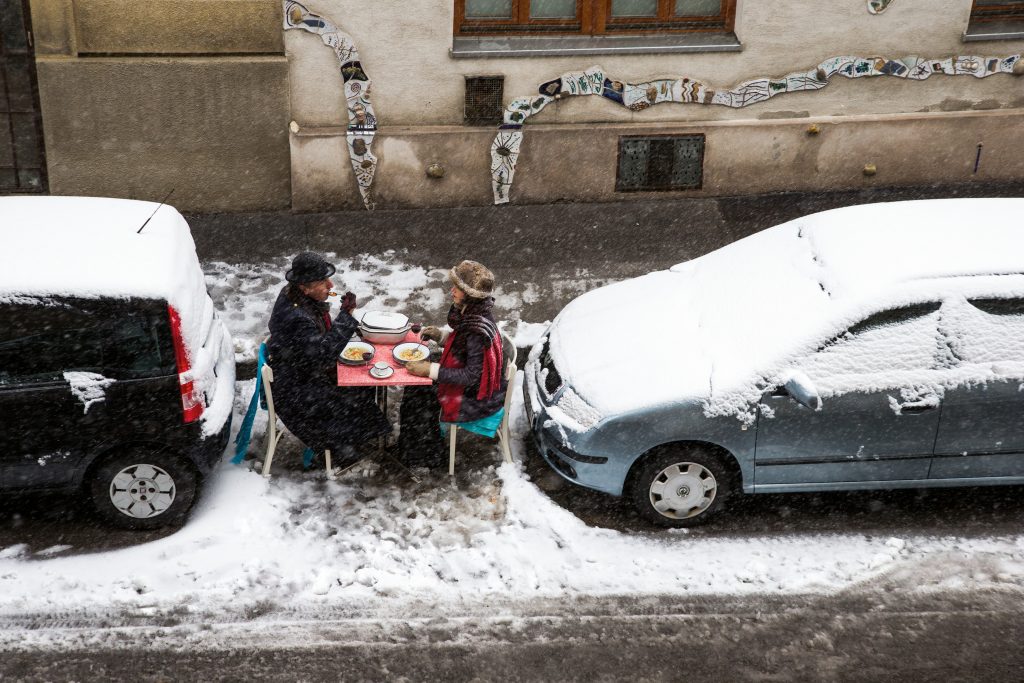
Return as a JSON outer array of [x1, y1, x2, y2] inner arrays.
[[448, 331, 517, 476], [260, 361, 334, 479]]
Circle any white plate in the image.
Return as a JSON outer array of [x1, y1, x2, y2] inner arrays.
[[392, 342, 429, 364], [339, 341, 375, 365], [360, 311, 409, 330]]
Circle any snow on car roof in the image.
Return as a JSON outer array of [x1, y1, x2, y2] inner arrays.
[[787, 198, 1024, 300], [0, 195, 211, 358], [0, 196, 193, 301], [548, 198, 1024, 421]]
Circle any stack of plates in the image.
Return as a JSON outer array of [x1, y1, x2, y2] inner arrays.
[[360, 311, 409, 330], [358, 311, 411, 343]]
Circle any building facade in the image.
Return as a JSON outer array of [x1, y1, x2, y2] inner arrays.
[[6, 0, 1024, 211]]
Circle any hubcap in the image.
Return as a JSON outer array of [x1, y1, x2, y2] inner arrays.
[[649, 462, 717, 520], [109, 464, 176, 519]]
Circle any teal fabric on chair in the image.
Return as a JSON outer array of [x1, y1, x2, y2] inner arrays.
[[231, 343, 268, 465], [441, 407, 505, 439], [232, 342, 315, 469]]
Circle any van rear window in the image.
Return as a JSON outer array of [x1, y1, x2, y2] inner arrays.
[[0, 298, 176, 386]]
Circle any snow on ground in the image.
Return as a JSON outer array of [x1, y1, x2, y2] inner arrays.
[[204, 251, 551, 364], [2, 251, 1024, 624]]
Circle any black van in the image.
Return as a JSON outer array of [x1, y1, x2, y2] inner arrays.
[[0, 197, 235, 529]]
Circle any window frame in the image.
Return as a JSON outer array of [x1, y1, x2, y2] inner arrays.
[[969, 0, 1024, 23], [454, 0, 735, 36]]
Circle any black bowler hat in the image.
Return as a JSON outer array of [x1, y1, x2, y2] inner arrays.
[[286, 252, 336, 283]]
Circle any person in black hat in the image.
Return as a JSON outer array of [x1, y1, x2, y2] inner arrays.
[[266, 252, 390, 467]]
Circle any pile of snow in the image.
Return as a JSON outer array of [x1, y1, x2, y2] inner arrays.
[[545, 199, 1024, 421], [205, 253, 551, 364], [62, 371, 116, 414]]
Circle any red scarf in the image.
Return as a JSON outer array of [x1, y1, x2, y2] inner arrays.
[[436, 303, 502, 423]]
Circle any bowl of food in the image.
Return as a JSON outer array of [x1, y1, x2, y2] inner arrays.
[[392, 342, 429, 365], [339, 341, 375, 365]]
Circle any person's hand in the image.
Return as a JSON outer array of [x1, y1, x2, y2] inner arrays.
[[419, 325, 443, 343], [405, 360, 431, 378], [340, 291, 357, 315]]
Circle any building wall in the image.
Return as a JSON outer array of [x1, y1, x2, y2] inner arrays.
[[25, 0, 1024, 211], [28, 0, 291, 211], [284, 0, 1024, 210]]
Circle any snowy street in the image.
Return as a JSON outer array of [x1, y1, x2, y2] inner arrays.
[[2, 244, 1024, 679], [5, 0, 1024, 668]]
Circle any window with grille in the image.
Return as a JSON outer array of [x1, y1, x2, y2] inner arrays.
[[616, 134, 704, 192], [455, 0, 735, 36], [966, 0, 1024, 37], [464, 76, 505, 124], [0, 0, 46, 193]]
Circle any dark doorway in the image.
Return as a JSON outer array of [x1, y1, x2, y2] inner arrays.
[[1, 0, 46, 193]]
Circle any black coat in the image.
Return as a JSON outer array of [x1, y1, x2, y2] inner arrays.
[[267, 286, 390, 450]]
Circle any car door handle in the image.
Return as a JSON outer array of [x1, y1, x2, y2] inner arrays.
[[899, 404, 937, 414]]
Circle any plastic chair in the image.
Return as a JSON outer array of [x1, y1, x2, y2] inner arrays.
[[448, 331, 517, 476], [260, 361, 334, 480]]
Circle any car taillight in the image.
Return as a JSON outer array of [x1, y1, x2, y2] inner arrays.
[[168, 305, 204, 424]]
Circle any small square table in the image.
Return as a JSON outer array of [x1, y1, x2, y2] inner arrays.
[[338, 330, 434, 452]]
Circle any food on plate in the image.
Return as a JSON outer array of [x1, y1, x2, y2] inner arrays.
[[343, 346, 369, 361], [397, 347, 425, 361]]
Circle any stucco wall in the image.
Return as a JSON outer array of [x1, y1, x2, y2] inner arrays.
[[28, 0, 290, 210], [283, 0, 1024, 209], [285, 0, 1024, 127], [25, 0, 1024, 211], [290, 108, 1024, 210], [36, 57, 291, 211]]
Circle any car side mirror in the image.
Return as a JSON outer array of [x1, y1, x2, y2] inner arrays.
[[782, 370, 822, 411]]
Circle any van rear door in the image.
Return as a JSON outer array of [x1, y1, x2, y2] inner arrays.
[[0, 299, 108, 488]]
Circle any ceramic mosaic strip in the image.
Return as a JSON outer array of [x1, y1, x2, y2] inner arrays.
[[491, 53, 1023, 204], [867, 0, 895, 14], [490, 129, 523, 203], [284, 0, 378, 210]]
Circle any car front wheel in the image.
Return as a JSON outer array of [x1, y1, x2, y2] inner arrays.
[[631, 448, 733, 528], [88, 450, 198, 530]]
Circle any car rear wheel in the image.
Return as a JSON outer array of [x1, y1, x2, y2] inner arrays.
[[88, 450, 198, 530], [631, 448, 733, 528]]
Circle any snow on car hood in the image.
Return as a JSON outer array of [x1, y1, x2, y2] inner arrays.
[[548, 198, 1024, 420]]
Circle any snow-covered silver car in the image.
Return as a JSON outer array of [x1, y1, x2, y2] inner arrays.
[[524, 199, 1024, 527]]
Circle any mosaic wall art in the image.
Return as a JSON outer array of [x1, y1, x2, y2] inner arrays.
[[284, 0, 379, 210], [491, 53, 1023, 204], [867, 0, 896, 14]]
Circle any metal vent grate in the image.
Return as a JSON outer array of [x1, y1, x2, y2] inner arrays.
[[616, 134, 704, 192], [464, 75, 504, 125]]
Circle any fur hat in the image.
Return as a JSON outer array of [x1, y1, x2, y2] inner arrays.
[[449, 260, 494, 299], [286, 251, 336, 284]]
